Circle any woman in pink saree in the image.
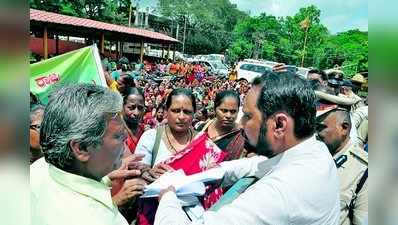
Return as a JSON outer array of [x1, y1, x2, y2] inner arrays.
[[135, 88, 228, 225]]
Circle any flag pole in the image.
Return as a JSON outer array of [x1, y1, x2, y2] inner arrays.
[[300, 17, 310, 67], [301, 25, 309, 67], [128, 2, 132, 27]]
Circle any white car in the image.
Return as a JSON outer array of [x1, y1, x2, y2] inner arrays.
[[236, 60, 274, 82], [191, 60, 229, 78]]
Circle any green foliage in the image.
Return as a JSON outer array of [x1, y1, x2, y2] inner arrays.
[[158, 0, 248, 54], [30, 0, 129, 24], [323, 30, 368, 78], [228, 5, 367, 76]]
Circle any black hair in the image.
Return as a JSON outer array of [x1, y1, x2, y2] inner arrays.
[[257, 72, 316, 139], [118, 75, 136, 97], [253, 70, 296, 87], [156, 103, 165, 113], [123, 75, 135, 87], [329, 71, 344, 81], [336, 109, 352, 132], [317, 109, 352, 133], [165, 88, 196, 112], [123, 87, 144, 104], [30, 92, 41, 105], [196, 108, 209, 121], [214, 90, 240, 110], [308, 68, 328, 81]]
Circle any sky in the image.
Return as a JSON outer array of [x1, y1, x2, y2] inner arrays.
[[137, 0, 368, 34], [228, 0, 368, 34]]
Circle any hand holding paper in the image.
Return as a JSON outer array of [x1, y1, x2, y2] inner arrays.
[[141, 167, 225, 198]]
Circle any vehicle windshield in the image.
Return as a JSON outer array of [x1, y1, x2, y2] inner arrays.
[[212, 61, 227, 70]]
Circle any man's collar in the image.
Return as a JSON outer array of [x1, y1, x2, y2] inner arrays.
[[254, 135, 318, 178], [48, 163, 115, 210]]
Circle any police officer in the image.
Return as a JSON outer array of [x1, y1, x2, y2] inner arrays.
[[315, 95, 368, 225]]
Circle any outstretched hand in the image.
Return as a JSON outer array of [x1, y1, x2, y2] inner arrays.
[[142, 163, 175, 183], [122, 153, 145, 170], [107, 153, 145, 181], [107, 168, 141, 181], [112, 178, 147, 206]]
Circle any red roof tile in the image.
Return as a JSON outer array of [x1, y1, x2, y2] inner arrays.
[[30, 9, 179, 43]]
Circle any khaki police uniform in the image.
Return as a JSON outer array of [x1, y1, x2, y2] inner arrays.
[[357, 119, 368, 148], [334, 140, 368, 225]]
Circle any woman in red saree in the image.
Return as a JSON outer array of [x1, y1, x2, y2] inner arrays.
[[196, 90, 248, 161], [135, 88, 228, 225], [110, 87, 147, 223], [122, 87, 146, 154]]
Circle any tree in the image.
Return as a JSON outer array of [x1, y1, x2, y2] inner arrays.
[[280, 5, 329, 66], [319, 30, 368, 78], [158, 0, 248, 54], [227, 5, 367, 77], [30, 0, 128, 24], [227, 14, 282, 62]]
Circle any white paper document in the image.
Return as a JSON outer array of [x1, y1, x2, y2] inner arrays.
[[141, 167, 225, 198]]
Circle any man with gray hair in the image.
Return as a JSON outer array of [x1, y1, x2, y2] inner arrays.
[[30, 84, 143, 225]]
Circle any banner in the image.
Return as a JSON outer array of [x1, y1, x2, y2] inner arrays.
[[30, 44, 107, 104]]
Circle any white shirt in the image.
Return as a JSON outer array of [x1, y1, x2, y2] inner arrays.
[[135, 128, 172, 166], [154, 136, 341, 225], [30, 158, 128, 225]]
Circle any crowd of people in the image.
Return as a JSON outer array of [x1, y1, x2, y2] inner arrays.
[[30, 57, 368, 225]]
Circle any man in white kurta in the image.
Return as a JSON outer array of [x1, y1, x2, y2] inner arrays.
[[31, 158, 129, 225], [155, 136, 340, 225], [154, 72, 341, 225], [30, 84, 144, 225]]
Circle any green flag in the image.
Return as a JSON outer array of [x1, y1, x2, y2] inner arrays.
[[30, 45, 107, 104]]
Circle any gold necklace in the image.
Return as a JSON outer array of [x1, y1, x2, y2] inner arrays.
[[165, 126, 192, 153]]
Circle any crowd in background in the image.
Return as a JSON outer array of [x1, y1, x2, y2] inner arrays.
[[98, 57, 251, 132]]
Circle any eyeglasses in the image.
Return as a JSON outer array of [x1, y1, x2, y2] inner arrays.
[[30, 124, 41, 131]]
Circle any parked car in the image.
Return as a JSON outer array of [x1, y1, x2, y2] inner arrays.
[[236, 60, 275, 82], [205, 54, 225, 62]]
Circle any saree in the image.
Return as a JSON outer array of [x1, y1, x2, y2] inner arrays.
[[199, 119, 247, 161], [126, 124, 145, 154], [137, 131, 227, 225]]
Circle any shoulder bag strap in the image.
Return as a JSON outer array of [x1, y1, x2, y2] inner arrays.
[[151, 126, 164, 167]]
